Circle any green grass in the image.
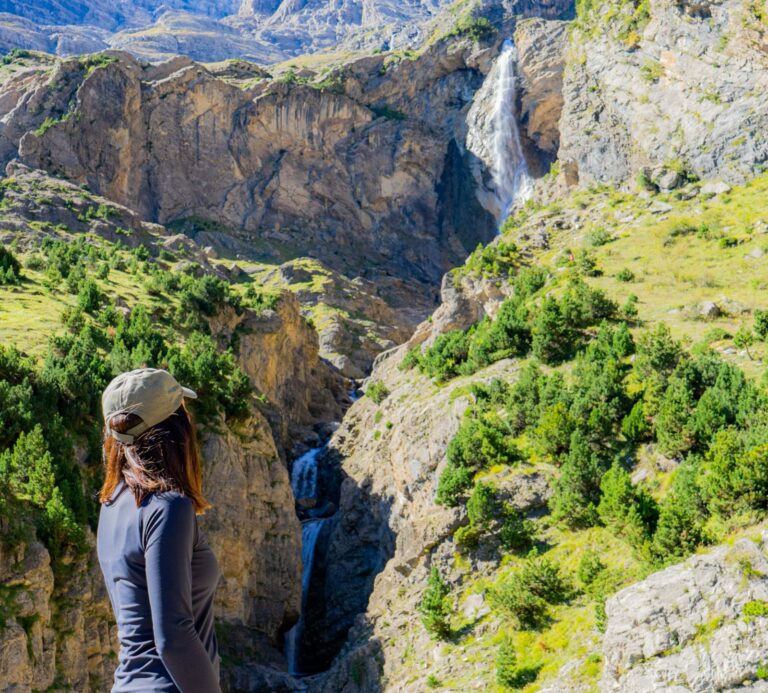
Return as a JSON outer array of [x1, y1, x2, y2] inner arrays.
[[500, 174, 768, 378]]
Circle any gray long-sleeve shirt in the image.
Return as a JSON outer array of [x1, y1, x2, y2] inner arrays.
[[97, 480, 222, 692]]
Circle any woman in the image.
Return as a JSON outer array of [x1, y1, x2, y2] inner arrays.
[[97, 367, 222, 693]]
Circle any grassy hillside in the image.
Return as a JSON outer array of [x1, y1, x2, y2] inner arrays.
[[391, 173, 768, 691]]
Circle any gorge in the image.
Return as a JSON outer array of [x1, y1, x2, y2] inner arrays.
[[2, 0, 768, 691]]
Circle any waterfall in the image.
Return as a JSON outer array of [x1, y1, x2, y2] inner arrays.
[[291, 447, 322, 502], [490, 39, 533, 225], [285, 518, 327, 676]]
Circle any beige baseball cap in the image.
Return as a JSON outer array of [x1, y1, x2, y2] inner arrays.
[[102, 368, 197, 444]]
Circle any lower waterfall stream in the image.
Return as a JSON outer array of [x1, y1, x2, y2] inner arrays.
[[285, 440, 336, 677]]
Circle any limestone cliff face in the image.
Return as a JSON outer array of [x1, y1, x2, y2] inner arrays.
[[4, 45, 497, 299], [201, 410, 302, 682], [0, 539, 117, 692], [209, 293, 346, 449], [601, 537, 768, 692], [557, 0, 768, 186]]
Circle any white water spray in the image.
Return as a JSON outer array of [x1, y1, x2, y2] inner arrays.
[[490, 39, 533, 224], [291, 447, 322, 502]]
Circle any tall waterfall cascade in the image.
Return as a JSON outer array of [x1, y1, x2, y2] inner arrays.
[[490, 39, 533, 224]]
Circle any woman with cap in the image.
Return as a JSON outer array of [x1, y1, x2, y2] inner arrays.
[[97, 368, 222, 693]]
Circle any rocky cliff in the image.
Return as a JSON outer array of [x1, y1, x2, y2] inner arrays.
[[3, 45, 497, 311], [557, 0, 768, 187]]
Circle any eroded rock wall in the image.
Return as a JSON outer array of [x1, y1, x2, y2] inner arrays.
[[601, 537, 768, 692], [557, 0, 768, 186], [3, 45, 497, 295]]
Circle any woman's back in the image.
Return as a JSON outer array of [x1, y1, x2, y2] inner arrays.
[[97, 481, 221, 693]]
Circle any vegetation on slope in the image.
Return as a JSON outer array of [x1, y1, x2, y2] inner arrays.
[[403, 173, 768, 690], [0, 222, 281, 585]]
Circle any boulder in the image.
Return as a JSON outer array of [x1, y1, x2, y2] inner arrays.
[[701, 180, 733, 196], [654, 167, 682, 191], [697, 300, 722, 319]]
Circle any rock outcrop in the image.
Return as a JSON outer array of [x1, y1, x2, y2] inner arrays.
[[0, 539, 117, 692], [5, 46, 496, 308], [557, 0, 768, 186], [601, 536, 768, 692], [255, 259, 415, 379]]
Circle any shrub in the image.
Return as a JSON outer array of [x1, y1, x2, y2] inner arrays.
[[533, 401, 575, 459], [419, 568, 452, 639], [465, 298, 531, 371], [634, 323, 683, 383], [0, 246, 21, 285], [493, 554, 571, 629], [743, 600, 768, 622], [587, 227, 612, 247], [616, 267, 635, 282], [651, 462, 708, 564], [531, 297, 576, 364], [549, 431, 607, 528], [640, 60, 663, 82], [177, 274, 241, 319], [39, 487, 86, 559], [449, 16, 497, 42], [754, 309, 768, 341], [621, 400, 651, 442], [0, 425, 55, 507], [463, 240, 520, 277], [505, 362, 545, 434], [421, 330, 472, 382], [496, 638, 539, 689], [577, 550, 606, 588], [454, 524, 482, 550], [621, 294, 639, 320], [654, 375, 696, 456], [366, 380, 389, 404], [77, 278, 103, 313], [597, 462, 658, 545], [467, 482, 497, 528], [734, 324, 755, 358], [499, 505, 535, 553], [166, 333, 252, 421], [436, 464, 474, 507], [399, 346, 422, 371], [437, 413, 520, 505], [575, 249, 601, 276]]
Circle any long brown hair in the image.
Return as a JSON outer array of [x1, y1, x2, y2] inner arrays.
[[99, 402, 210, 514]]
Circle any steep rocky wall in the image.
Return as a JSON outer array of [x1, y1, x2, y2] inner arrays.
[[306, 349, 554, 691], [601, 537, 768, 692], [0, 539, 117, 692], [209, 293, 346, 450], [3, 45, 498, 295], [557, 0, 768, 186]]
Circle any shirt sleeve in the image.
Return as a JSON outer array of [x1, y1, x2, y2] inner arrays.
[[142, 494, 222, 693]]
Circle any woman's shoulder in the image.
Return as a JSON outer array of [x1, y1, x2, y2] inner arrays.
[[140, 491, 195, 535]]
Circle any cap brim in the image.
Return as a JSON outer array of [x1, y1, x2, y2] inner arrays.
[[181, 386, 198, 399]]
